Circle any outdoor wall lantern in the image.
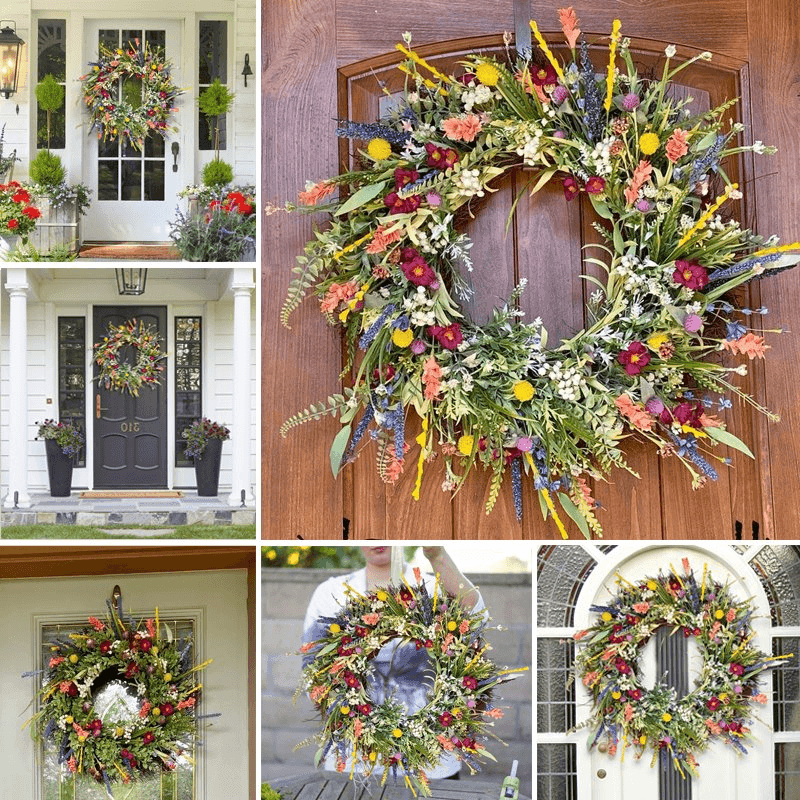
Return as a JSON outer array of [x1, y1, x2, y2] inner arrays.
[[115, 268, 148, 296], [241, 53, 252, 87], [0, 22, 24, 100]]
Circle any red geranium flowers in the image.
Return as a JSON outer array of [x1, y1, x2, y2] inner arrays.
[[618, 341, 650, 375]]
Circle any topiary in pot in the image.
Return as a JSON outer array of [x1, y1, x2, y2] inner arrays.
[[35, 75, 65, 152], [198, 78, 235, 161], [202, 158, 234, 188], [29, 150, 66, 188]]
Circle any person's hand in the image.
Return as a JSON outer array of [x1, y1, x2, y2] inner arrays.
[[422, 547, 445, 567]]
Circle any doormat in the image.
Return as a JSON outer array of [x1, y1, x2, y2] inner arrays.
[[78, 242, 180, 261], [80, 490, 184, 498]]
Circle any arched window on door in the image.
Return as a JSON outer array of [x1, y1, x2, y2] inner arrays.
[[536, 544, 800, 800]]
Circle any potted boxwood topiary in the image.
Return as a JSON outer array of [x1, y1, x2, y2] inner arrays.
[[36, 419, 84, 497], [198, 78, 235, 188], [182, 418, 230, 496]]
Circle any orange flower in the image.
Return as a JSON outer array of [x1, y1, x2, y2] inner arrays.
[[624, 703, 634, 722], [88, 616, 105, 631], [140, 701, 152, 718], [615, 393, 654, 431], [624, 160, 653, 205], [300, 641, 317, 653], [484, 707, 504, 719], [422, 355, 443, 401], [722, 332, 770, 359], [177, 697, 196, 710], [558, 7, 581, 49], [665, 128, 689, 162], [442, 114, 483, 142], [365, 224, 402, 254], [320, 281, 358, 314], [582, 670, 599, 686], [354, 719, 363, 738], [573, 629, 588, 641], [699, 413, 724, 428], [441, 633, 454, 653], [382, 443, 409, 484], [437, 734, 455, 751], [49, 656, 65, 668], [362, 612, 381, 625], [459, 620, 470, 634], [298, 180, 336, 206]]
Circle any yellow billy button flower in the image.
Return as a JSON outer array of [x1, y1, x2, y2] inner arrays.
[[367, 138, 392, 161], [639, 132, 660, 155], [330, 623, 341, 634], [152, 707, 161, 717], [662, 712, 672, 722], [69, 654, 79, 664], [447, 621, 457, 631], [647, 580, 658, 591], [340, 706, 350, 715], [65, 715, 74, 724], [392, 328, 414, 348], [475, 63, 500, 87], [457, 434, 475, 456], [115, 727, 124, 737], [601, 612, 613, 622], [714, 609, 724, 620], [639, 735, 647, 745], [164, 673, 172, 682], [369, 752, 377, 762], [376, 590, 388, 602], [611, 691, 622, 700], [151, 646, 159, 656], [647, 333, 669, 351], [392, 728, 403, 738], [513, 380, 535, 402]]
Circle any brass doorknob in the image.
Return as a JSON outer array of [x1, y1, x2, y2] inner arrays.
[[597, 741, 608, 753], [597, 769, 607, 779]]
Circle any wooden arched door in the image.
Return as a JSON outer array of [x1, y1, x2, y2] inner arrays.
[[263, 0, 800, 540]]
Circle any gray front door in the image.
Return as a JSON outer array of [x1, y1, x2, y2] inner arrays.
[[93, 306, 167, 488]]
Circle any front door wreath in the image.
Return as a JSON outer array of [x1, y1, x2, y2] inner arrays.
[[280, 8, 799, 537], [93, 319, 166, 396]]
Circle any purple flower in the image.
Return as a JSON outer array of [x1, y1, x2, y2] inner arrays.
[[516, 436, 533, 452], [410, 339, 426, 355], [551, 85, 568, 105], [645, 396, 665, 415], [684, 314, 703, 333], [634, 199, 651, 212], [622, 93, 640, 111]]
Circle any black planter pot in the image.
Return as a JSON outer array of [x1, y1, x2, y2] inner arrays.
[[194, 438, 224, 497], [45, 438, 74, 497]]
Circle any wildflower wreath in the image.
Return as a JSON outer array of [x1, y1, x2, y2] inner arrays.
[[81, 39, 182, 152], [26, 596, 212, 789], [574, 558, 793, 778], [93, 319, 167, 397], [280, 7, 800, 538], [297, 569, 524, 796]]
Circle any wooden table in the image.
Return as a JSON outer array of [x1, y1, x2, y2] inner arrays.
[[269, 771, 531, 800]]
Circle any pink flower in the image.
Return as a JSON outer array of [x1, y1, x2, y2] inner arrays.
[[394, 168, 419, 189], [530, 64, 558, 87], [585, 176, 606, 194], [459, 620, 470, 634], [427, 323, 463, 350], [439, 711, 454, 726], [402, 256, 437, 287], [442, 114, 483, 142], [362, 612, 381, 625], [726, 608, 736, 622], [673, 260, 709, 290], [49, 656, 65, 668], [729, 663, 744, 676], [618, 342, 651, 376], [684, 314, 703, 333], [615, 393, 654, 431], [706, 696, 720, 710], [88, 616, 105, 631], [562, 176, 580, 201], [425, 142, 459, 169], [320, 281, 358, 314], [462, 675, 479, 690], [666, 129, 689, 162], [426, 192, 442, 207], [632, 602, 650, 614]]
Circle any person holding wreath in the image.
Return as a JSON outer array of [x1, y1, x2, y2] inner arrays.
[[301, 546, 482, 780]]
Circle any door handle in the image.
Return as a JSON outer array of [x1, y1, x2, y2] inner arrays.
[[96, 394, 108, 419], [171, 141, 179, 172]]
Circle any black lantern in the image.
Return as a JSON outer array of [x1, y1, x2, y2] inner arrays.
[[241, 53, 252, 87], [115, 268, 148, 296], [0, 22, 24, 100]]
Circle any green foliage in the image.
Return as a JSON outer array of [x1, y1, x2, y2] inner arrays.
[[202, 159, 234, 187], [35, 74, 64, 112], [261, 785, 282, 800], [36, 419, 84, 456], [6, 242, 77, 261], [29, 150, 66, 187], [262, 546, 417, 569], [198, 78, 235, 117]]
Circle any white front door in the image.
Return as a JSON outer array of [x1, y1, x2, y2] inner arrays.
[[575, 546, 773, 800], [82, 20, 184, 242], [0, 569, 249, 799]]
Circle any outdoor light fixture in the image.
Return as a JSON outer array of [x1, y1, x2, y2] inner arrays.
[[0, 22, 24, 100], [241, 53, 252, 87], [115, 268, 148, 296]]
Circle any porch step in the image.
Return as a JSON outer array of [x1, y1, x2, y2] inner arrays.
[[78, 242, 180, 261], [1, 508, 256, 528]]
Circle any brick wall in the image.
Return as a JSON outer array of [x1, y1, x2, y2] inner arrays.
[[262, 568, 532, 795]]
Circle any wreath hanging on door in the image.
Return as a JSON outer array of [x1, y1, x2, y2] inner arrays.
[[297, 568, 525, 797], [26, 594, 213, 789], [280, 7, 800, 538], [93, 319, 167, 396], [573, 559, 793, 777], [80, 39, 182, 152]]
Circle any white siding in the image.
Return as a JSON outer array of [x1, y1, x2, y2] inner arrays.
[[0, 1, 32, 180], [232, 0, 256, 184]]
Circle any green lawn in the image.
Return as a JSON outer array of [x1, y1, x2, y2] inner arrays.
[[1, 524, 256, 540]]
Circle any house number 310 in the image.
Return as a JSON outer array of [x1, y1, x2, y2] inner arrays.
[[120, 422, 141, 432]]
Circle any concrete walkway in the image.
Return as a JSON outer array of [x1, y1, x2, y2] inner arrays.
[[1, 492, 256, 527]]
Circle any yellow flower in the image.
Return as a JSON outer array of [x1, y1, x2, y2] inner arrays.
[[447, 621, 457, 631], [115, 727, 124, 737], [330, 623, 341, 634], [65, 716, 74, 724], [367, 138, 392, 161], [369, 752, 377, 762], [392, 328, 414, 348], [662, 712, 672, 722], [164, 672, 172, 681], [647, 580, 658, 591], [475, 63, 500, 86], [719, 693, 728, 702], [287, 551, 300, 566], [647, 333, 669, 351], [715, 609, 724, 619], [392, 728, 403, 738], [152, 646, 159, 655], [458, 435, 475, 455], [639, 735, 647, 745], [341, 706, 350, 715], [266, 549, 276, 560], [376, 590, 388, 602], [512, 380, 534, 402], [152, 708, 161, 717], [601, 611, 613, 622], [639, 132, 660, 155], [611, 691, 622, 700], [69, 654, 79, 664]]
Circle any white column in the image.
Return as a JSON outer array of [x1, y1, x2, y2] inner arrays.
[[228, 269, 255, 506], [3, 269, 31, 508]]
